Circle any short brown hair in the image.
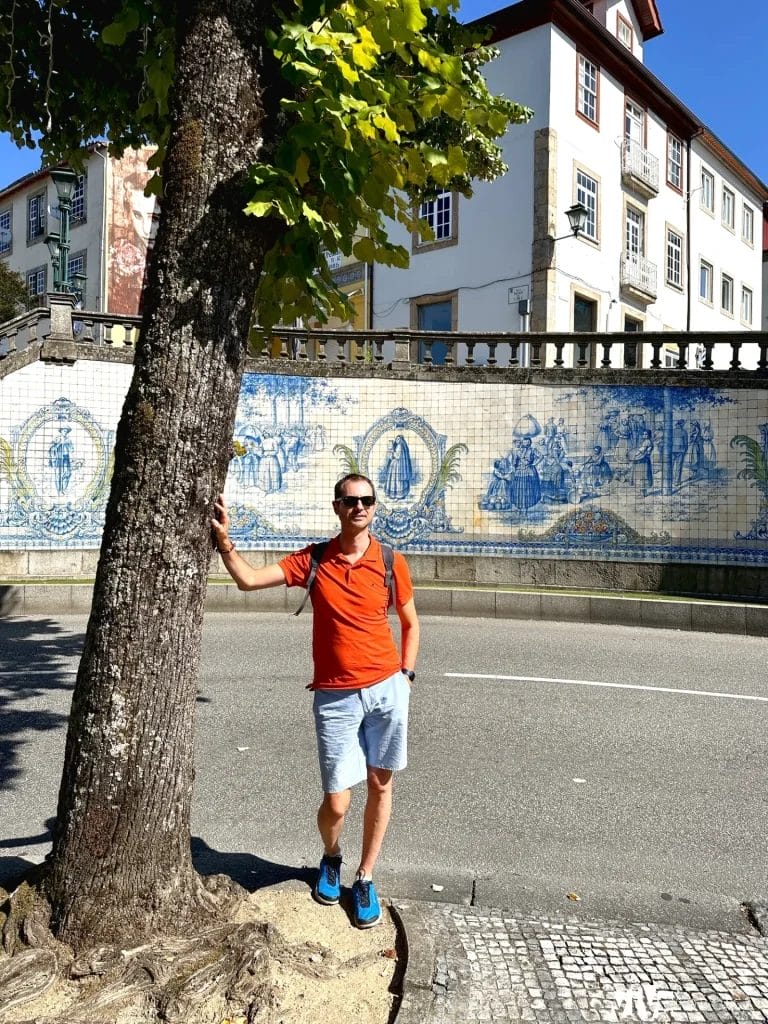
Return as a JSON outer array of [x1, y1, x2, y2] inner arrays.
[[334, 473, 376, 502]]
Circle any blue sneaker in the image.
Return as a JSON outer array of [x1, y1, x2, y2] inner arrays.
[[352, 877, 381, 929], [313, 854, 342, 905]]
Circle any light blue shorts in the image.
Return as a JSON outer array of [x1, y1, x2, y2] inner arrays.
[[312, 670, 410, 793]]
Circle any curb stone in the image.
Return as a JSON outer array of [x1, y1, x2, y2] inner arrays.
[[746, 901, 768, 936], [390, 900, 473, 1024]]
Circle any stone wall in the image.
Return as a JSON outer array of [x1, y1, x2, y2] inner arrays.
[[1, 339, 767, 599]]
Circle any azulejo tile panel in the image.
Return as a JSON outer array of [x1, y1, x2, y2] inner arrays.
[[1, 362, 767, 567]]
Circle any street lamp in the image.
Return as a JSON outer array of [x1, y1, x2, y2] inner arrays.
[[549, 202, 590, 244], [44, 167, 87, 303], [45, 230, 62, 290], [564, 201, 589, 238]]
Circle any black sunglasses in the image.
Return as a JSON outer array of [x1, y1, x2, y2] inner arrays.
[[337, 495, 376, 508]]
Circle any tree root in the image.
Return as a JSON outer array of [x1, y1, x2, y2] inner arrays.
[[0, 876, 391, 1024], [270, 938, 387, 980]]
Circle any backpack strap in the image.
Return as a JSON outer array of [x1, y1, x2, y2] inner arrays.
[[293, 539, 397, 615], [294, 541, 328, 616], [381, 543, 397, 611]]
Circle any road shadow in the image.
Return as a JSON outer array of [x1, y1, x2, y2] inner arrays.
[[191, 836, 314, 893], [0, 616, 83, 794], [0, 817, 56, 889]]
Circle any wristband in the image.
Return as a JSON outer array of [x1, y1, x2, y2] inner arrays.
[[218, 539, 235, 555], [401, 668, 415, 682]]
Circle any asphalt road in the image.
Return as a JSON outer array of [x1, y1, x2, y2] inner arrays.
[[1, 611, 766, 933]]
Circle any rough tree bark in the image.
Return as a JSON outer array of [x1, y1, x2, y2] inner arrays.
[[41, 0, 283, 951]]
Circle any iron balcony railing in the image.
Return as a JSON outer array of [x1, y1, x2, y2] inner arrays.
[[621, 140, 660, 194], [621, 252, 658, 298]]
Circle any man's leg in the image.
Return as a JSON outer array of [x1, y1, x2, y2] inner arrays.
[[317, 788, 352, 856], [357, 767, 393, 878]]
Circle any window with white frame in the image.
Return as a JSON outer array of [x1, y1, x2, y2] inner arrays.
[[624, 99, 644, 151], [699, 260, 713, 302], [27, 191, 46, 242], [0, 208, 11, 255], [26, 264, 47, 299], [721, 273, 733, 314], [418, 191, 452, 243], [625, 206, 644, 258], [617, 13, 633, 50], [667, 135, 683, 190], [577, 55, 599, 124], [666, 229, 683, 288], [69, 250, 87, 298], [721, 186, 735, 229], [741, 286, 753, 324], [576, 170, 598, 240], [71, 174, 87, 224], [700, 169, 714, 212], [742, 203, 754, 244]]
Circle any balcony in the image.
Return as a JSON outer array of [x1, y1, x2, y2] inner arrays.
[[621, 140, 659, 197], [620, 252, 657, 302]]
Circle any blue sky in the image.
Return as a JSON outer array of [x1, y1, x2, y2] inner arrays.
[[1, 1, 766, 187]]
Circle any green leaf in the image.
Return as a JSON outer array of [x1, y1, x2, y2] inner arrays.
[[295, 151, 311, 185], [353, 236, 376, 262], [245, 200, 275, 218], [403, 0, 428, 32]]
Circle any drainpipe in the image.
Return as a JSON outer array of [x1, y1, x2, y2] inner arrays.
[[685, 135, 692, 332], [92, 144, 109, 313]]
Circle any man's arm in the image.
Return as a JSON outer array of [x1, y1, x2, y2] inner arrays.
[[211, 494, 286, 591], [397, 597, 420, 676]]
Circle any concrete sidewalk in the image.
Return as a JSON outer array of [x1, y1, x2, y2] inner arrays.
[[392, 900, 768, 1024]]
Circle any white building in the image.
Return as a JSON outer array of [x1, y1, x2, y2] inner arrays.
[[0, 145, 157, 317], [373, 0, 768, 366]]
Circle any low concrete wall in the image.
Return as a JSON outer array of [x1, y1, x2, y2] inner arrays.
[[2, 547, 767, 602], [1, 579, 766, 636]]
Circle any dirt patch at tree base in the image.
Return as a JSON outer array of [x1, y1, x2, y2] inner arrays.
[[0, 885, 399, 1024]]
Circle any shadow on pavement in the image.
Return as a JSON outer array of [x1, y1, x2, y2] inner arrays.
[[0, 818, 57, 889], [191, 836, 314, 893], [0, 616, 83, 794]]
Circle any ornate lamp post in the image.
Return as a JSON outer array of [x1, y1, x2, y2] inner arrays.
[[44, 167, 87, 302]]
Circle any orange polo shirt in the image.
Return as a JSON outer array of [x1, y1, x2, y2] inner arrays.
[[279, 536, 414, 691]]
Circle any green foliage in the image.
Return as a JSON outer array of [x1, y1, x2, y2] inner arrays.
[[1, 0, 530, 330], [252, 1, 529, 330], [730, 435, 768, 502], [436, 442, 469, 491], [0, 0, 173, 171], [333, 444, 359, 475], [0, 262, 27, 322], [0, 436, 14, 484]]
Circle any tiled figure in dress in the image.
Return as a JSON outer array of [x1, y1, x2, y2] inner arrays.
[[509, 437, 541, 510], [382, 434, 414, 501], [480, 456, 513, 510], [688, 421, 704, 479], [258, 436, 283, 493], [629, 429, 654, 497]]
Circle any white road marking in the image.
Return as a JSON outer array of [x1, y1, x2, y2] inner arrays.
[[444, 672, 768, 703]]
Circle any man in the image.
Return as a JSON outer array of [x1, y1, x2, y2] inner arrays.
[[211, 473, 419, 928], [671, 419, 689, 487]]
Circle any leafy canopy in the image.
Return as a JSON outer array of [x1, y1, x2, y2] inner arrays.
[[1, 0, 530, 330], [0, 262, 28, 322]]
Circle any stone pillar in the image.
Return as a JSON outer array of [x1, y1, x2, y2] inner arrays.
[[391, 332, 413, 369], [41, 292, 79, 363], [530, 128, 558, 336]]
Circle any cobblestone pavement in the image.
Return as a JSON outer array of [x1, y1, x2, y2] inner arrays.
[[393, 902, 768, 1024]]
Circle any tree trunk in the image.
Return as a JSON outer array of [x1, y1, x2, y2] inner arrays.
[[44, 0, 283, 950]]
